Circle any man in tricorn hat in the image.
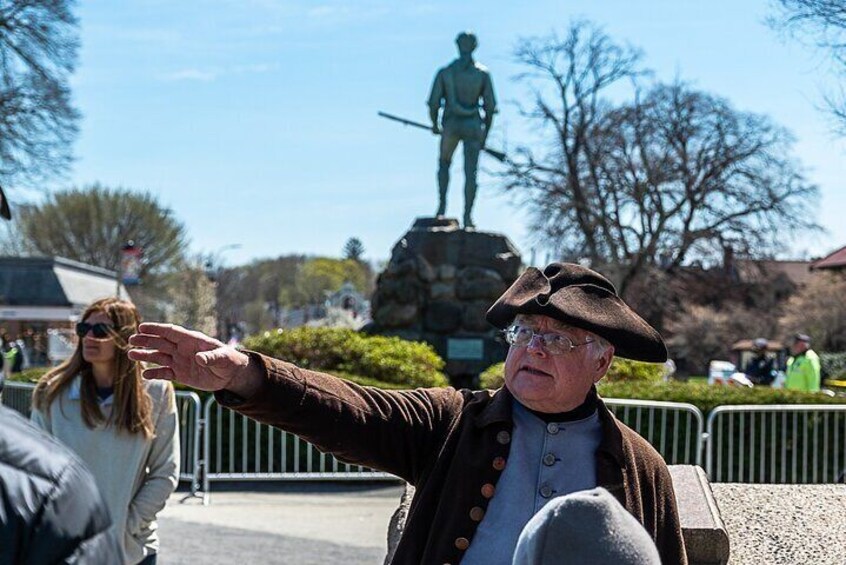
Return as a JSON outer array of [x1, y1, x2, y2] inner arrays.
[[128, 263, 686, 564]]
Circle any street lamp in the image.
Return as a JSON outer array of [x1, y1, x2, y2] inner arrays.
[[204, 244, 241, 340], [204, 244, 242, 282]]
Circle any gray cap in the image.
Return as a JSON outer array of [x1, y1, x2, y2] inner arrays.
[[512, 487, 661, 565]]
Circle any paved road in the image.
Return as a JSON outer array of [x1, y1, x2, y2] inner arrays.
[[157, 482, 405, 565]]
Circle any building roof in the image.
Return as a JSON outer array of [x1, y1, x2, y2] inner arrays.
[[811, 245, 846, 271], [0, 256, 124, 307]]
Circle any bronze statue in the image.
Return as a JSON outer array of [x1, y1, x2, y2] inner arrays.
[[428, 32, 497, 229]]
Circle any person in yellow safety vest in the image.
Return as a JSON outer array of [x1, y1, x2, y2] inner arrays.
[[785, 333, 821, 392]]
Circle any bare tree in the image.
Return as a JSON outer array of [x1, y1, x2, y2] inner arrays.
[[504, 22, 820, 295], [167, 260, 218, 336], [504, 21, 645, 265], [0, 0, 79, 187], [770, 0, 846, 133]]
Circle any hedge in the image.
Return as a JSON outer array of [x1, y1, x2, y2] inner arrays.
[[7, 367, 49, 384], [480, 358, 665, 390], [821, 352, 846, 380], [244, 327, 448, 388], [479, 362, 846, 415]]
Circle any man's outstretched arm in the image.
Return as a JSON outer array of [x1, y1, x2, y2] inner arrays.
[[128, 323, 463, 483]]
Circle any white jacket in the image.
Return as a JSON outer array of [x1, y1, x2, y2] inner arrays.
[[32, 377, 180, 564]]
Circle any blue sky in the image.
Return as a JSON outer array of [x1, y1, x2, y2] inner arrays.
[[62, 0, 846, 266]]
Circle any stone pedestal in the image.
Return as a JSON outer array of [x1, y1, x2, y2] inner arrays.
[[368, 217, 522, 386]]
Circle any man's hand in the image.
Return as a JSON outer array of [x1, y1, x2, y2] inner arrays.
[[431, 123, 441, 135], [128, 323, 261, 397]]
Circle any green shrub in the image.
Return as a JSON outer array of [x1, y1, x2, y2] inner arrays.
[[602, 358, 665, 383], [479, 362, 505, 389], [244, 327, 448, 388], [479, 357, 665, 390], [820, 352, 846, 380], [9, 367, 48, 384]]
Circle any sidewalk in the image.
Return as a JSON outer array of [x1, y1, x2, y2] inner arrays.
[[157, 482, 405, 564]]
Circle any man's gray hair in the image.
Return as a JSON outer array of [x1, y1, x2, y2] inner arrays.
[[588, 335, 613, 360]]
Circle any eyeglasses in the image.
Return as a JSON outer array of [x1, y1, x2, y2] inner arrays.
[[75, 322, 113, 339], [504, 325, 594, 355]]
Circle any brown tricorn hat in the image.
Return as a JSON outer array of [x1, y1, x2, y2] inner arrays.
[[486, 263, 667, 362]]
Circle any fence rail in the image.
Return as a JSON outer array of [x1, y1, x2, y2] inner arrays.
[[605, 398, 704, 466], [706, 405, 846, 483], [5, 379, 845, 497], [0, 381, 203, 492], [2, 381, 36, 418], [200, 396, 393, 501]]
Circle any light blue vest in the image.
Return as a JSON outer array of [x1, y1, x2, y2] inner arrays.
[[461, 400, 602, 565]]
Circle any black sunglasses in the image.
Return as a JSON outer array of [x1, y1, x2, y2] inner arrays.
[[75, 322, 113, 339]]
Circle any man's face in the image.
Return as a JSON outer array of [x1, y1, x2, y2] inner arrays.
[[456, 35, 477, 56], [503, 315, 614, 413], [791, 339, 809, 356]]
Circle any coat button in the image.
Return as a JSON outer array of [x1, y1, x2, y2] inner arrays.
[[455, 537, 470, 550], [469, 506, 485, 522], [496, 430, 511, 444], [542, 453, 556, 466], [481, 483, 496, 498], [539, 484, 553, 498], [492, 456, 506, 471], [546, 422, 559, 434]]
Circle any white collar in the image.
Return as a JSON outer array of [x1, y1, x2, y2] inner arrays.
[[68, 375, 114, 407]]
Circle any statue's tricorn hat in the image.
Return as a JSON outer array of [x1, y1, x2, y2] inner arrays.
[[486, 263, 667, 363]]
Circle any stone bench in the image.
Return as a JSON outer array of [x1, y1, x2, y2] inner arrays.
[[669, 465, 730, 565], [385, 464, 729, 564]]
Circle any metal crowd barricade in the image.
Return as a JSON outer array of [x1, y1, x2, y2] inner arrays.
[[201, 395, 394, 503], [604, 398, 705, 466], [174, 391, 202, 496], [1, 381, 35, 417], [706, 405, 846, 483], [0, 381, 204, 495]]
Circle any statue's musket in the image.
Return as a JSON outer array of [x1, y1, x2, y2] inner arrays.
[[377, 111, 508, 163]]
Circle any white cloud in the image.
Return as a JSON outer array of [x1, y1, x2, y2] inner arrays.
[[159, 63, 278, 82], [161, 68, 219, 82]]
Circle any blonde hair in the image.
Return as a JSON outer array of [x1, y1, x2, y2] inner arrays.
[[33, 297, 155, 438]]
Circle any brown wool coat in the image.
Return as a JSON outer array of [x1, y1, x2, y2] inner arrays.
[[216, 353, 688, 565]]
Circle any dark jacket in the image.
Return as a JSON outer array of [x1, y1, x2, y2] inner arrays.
[[0, 405, 122, 564], [217, 354, 687, 565]]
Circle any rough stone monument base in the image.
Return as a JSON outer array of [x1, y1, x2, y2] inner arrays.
[[367, 217, 522, 387]]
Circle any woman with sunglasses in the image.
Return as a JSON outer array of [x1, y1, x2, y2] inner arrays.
[[31, 297, 179, 565]]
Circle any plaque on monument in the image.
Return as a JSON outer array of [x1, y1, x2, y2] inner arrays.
[[447, 338, 485, 361]]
